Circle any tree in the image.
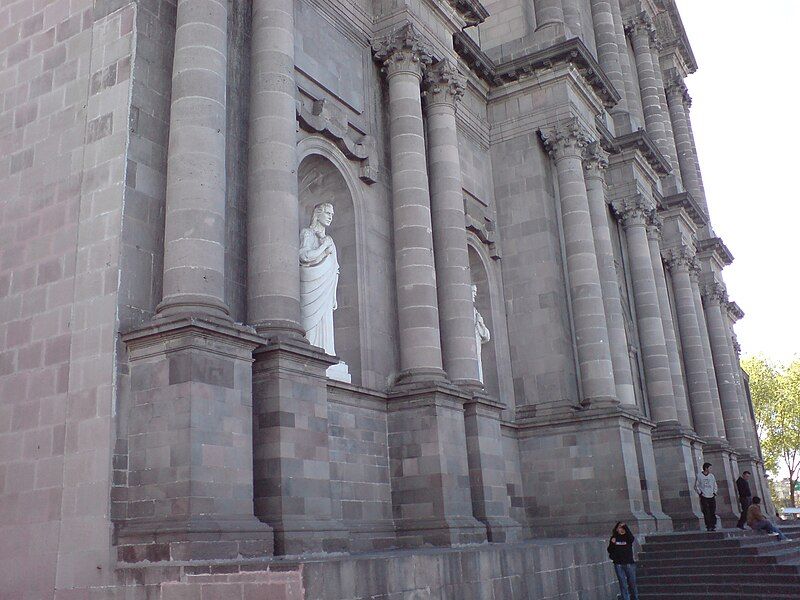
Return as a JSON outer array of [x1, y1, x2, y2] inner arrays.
[[743, 355, 800, 507]]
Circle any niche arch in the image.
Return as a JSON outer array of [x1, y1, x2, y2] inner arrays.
[[297, 136, 370, 385]]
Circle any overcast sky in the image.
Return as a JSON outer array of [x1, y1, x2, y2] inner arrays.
[[673, 0, 800, 364]]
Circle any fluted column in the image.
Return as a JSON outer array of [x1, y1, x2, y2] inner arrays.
[[541, 119, 617, 405], [646, 218, 691, 428], [583, 145, 636, 405], [612, 196, 677, 423], [702, 282, 748, 451], [374, 25, 445, 383], [663, 247, 718, 438], [157, 0, 230, 319], [626, 14, 669, 160], [590, 0, 629, 115], [424, 61, 480, 387], [666, 77, 705, 212], [247, 0, 304, 337], [689, 264, 726, 438]]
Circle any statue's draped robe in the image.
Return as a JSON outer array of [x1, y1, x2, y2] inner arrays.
[[299, 228, 339, 355], [474, 305, 490, 383]]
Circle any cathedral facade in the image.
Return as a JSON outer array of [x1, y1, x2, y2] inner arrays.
[[0, 0, 771, 597]]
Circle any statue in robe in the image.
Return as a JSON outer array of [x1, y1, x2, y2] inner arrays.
[[472, 284, 491, 383], [299, 202, 339, 355]]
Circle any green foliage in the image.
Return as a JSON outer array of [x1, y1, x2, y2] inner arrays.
[[743, 355, 800, 507]]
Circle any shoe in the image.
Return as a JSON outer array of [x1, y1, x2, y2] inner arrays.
[[769, 532, 780, 537]]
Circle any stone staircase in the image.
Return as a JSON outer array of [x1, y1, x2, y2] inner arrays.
[[637, 523, 800, 599]]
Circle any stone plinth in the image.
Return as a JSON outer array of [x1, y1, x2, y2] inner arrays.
[[651, 423, 705, 531], [387, 382, 487, 547], [252, 339, 349, 555], [464, 393, 524, 542], [118, 317, 273, 561]]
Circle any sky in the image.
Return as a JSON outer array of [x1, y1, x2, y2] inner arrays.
[[673, 0, 800, 365]]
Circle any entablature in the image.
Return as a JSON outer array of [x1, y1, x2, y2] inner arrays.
[[696, 236, 734, 268], [660, 192, 706, 229]]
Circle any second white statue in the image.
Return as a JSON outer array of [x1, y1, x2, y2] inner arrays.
[[299, 202, 351, 382]]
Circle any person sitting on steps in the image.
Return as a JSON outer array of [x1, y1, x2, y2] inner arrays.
[[746, 496, 788, 540]]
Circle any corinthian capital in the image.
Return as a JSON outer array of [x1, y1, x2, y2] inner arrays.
[[701, 280, 728, 305], [423, 60, 466, 107], [582, 142, 609, 178], [665, 75, 691, 106], [611, 194, 653, 228], [372, 23, 433, 79], [646, 211, 664, 241], [539, 117, 594, 160], [624, 12, 657, 45], [662, 244, 695, 272]]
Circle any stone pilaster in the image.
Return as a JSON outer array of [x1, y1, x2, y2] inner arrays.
[[247, 0, 305, 338], [252, 340, 349, 554], [625, 14, 670, 164], [464, 395, 523, 542], [612, 195, 677, 425], [373, 24, 446, 384], [583, 144, 636, 406], [665, 77, 706, 215], [647, 217, 691, 429], [663, 246, 719, 439], [702, 282, 748, 452], [119, 318, 274, 561], [423, 61, 480, 387], [689, 264, 726, 439], [157, 0, 230, 319], [590, 0, 629, 115], [540, 119, 617, 407]]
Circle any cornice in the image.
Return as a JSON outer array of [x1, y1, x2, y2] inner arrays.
[[696, 236, 734, 267], [661, 191, 707, 228], [452, 32, 621, 108], [727, 300, 745, 322], [446, 0, 489, 25], [610, 129, 672, 176], [654, 0, 697, 73]]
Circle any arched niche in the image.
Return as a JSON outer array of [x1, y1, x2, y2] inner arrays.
[[468, 241, 500, 399], [297, 140, 366, 385]]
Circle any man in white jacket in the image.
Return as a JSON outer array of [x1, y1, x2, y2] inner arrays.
[[694, 462, 718, 531]]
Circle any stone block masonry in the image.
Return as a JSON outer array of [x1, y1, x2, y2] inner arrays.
[[0, 0, 766, 597]]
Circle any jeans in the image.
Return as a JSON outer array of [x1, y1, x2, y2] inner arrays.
[[700, 495, 717, 530], [736, 497, 751, 529], [752, 519, 789, 540], [614, 563, 639, 600]]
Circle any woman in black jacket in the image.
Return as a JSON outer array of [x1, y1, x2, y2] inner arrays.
[[608, 522, 639, 600]]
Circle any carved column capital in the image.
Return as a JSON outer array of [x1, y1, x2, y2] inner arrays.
[[701, 280, 728, 305], [612, 194, 653, 228], [423, 60, 466, 108], [582, 141, 609, 180], [540, 117, 594, 161], [624, 11, 656, 43], [372, 23, 433, 80], [646, 211, 663, 241], [662, 244, 695, 272], [665, 74, 691, 106], [732, 333, 742, 356]]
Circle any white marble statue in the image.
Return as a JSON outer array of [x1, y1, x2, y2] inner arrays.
[[472, 284, 491, 383], [299, 202, 350, 382]]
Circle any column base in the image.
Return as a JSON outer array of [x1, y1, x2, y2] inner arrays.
[[388, 381, 487, 547], [651, 422, 705, 531], [266, 516, 351, 556], [394, 367, 448, 386], [155, 293, 231, 320], [117, 516, 274, 562]]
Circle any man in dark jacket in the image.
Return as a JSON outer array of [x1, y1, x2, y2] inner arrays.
[[736, 471, 752, 529]]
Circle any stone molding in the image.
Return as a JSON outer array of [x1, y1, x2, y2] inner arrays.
[[726, 300, 745, 323], [446, 0, 490, 26], [296, 98, 378, 184], [372, 23, 434, 80], [696, 235, 734, 266], [610, 130, 672, 176], [661, 191, 707, 228], [423, 60, 466, 107], [539, 117, 594, 160]]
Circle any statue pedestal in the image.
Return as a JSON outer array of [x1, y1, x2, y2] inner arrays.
[[327, 360, 351, 383]]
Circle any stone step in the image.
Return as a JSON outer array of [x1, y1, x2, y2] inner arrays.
[[639, 538, 800, 559], [637, 546, 800, 568], [640, 592, 799, 600], [638, 581, 800, 596], [638, 562, 800, 577], [638, 572, 800, 586]]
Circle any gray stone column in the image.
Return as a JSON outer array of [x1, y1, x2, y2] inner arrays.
[[247, 0, 304, 338], [684, 105, 708, 214], [702, 282, 748, 452], [665, 77, 705, 212], [611, 0, 642, 131], [590, 0, 629, 115], [726, 306, 758, 452], [157, 0, 230, 319], [652, 52, 681, 180], [373, 24, 446, 384], [562, 0, 583, 38], [690, 266, 726, 439], [647, 218, 691, 428], [663, 247, 718, 439], [541, 119, 617, 405], [423, 61, 480, 387], [625, 14, 669, 160], [612, 196, 677, 424], [531, 0, 569, 47], [583, 145, 636, 405]]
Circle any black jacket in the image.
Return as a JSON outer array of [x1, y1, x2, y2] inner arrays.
[[608, 531, 635, 565], [736, 476, 752, 501]]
